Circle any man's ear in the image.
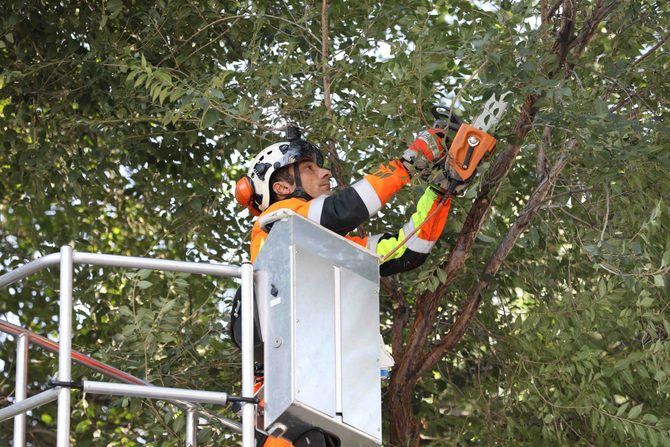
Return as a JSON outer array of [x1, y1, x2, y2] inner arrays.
[[272, 180, 294, 197]]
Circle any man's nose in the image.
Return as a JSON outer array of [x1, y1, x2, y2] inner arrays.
[[320, 166, 331, 178]]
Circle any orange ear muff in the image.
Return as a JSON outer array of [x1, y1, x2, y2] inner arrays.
[[235, 176, 261, 216]]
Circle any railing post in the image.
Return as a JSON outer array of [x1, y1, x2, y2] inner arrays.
[[13, 332, 29, 447], [186, 409, 198, 446], [57, 245, 73, 447], [240, 262, 255, 447]]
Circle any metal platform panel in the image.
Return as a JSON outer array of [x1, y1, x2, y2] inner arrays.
[[254, 213, 382, 446]]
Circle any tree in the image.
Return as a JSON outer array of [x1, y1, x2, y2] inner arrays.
[[1, 0, 668, 445]]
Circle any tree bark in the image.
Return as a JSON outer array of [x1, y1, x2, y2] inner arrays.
[[388, 372, 421, 446]]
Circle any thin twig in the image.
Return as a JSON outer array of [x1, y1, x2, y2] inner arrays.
[[632, 30, 670, 67], [598, 183, 609, 246]]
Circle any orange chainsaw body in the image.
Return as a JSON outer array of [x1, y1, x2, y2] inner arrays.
[[447, 123, 497, 182]]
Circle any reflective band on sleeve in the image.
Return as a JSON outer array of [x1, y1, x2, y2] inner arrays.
[[352, 178, 383, 216], [407, 237, 435, 253], [307, 194, 327, 224], [402, 220, 416, 237], [367, 233, 384, 253], [402, 222, 435, 254]]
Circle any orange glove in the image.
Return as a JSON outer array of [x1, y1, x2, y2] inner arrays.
[[402, 128, 446, 171]]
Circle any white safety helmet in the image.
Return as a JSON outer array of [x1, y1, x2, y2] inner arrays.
[[235, 126, 325, 215]]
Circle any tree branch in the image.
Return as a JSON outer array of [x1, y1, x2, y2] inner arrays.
[[552, 0, 577, 67], [383, 276, 410, 359], [320, 0, 346, 189], [396, 0, 620, 383], [415, 143, 575, 377], [598, 183, 609, 245], [400, 94, 540, 379], [632, 29, 670, 67], [537, 126, 552, 182], [388, 4, 620, 441], [546, 0, 563, 23], [568, 1, 620, 59]]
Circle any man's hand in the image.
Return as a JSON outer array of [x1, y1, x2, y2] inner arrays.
[[402, 128, 446, 171], [429, 169, 470, 197]]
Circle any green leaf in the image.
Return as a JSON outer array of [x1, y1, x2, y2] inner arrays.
[[616, 402, 630, 417], [653, 275, 665, 288], [169, 88, 185, 102], [159, 88, 169, 105], [643, 414, 658, 424], [662, 250, 670, 268], [134, 73, 147, 88], [190, 198, 202, 211], [477, 233, 497, 244], [377, 103, 396, 115], [107, 0, 124, 17], [137, 280, 152, 289], [201, 108, 220, 128], [41, 412, 54, 425], [628, 404, 643, 419], [634, 423, 647, 441], [638, 297, 654, 307]]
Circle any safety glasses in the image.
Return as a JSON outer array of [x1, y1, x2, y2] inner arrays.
[[281, 140, 327, 169]]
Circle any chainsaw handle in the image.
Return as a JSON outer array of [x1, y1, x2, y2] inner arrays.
[[430, 106, 462, 132]]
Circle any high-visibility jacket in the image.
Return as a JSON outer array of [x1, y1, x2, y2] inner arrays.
[[250, 160, 451, 276]]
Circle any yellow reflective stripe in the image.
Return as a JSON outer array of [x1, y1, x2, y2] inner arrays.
[[411, 188, 439, 227], [375, 228, 407, 261], [376, 188, 440, 262]]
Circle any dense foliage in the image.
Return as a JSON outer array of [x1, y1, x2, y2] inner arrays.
[[1, 0, 668, 445]]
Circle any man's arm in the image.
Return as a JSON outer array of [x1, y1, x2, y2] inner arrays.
[[278, 159, 411, 235], [348, 188, 451, 276]]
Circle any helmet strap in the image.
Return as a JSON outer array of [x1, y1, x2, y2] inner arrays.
[[288, 162, 313, 201]]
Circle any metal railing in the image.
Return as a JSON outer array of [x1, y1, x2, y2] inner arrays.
[[0, 246, 256, 447]]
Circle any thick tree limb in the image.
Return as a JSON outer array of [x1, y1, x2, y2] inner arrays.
[[568, 1, 620, 59], [386, 277, 411, 359], [545, 0, 563, 23], [414, 143, 575, 377], [552, 0, 577, 66], [397, 0, 620, 383], [399, 94, 539, 380], [388, 3, 619, 443]]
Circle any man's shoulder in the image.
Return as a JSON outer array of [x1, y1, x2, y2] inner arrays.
[[261, 197, 309, 215], [252, 198, 310, 239]]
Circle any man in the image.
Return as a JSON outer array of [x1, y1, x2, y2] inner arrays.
[[234, 125, 456, 447], [236, 125, 453, 277]]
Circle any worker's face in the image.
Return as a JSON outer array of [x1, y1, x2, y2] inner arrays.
[[296, 159, 332, 198], [272, 159, 332, 199]]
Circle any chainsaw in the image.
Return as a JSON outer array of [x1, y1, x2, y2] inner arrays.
[[429, 92, 511, 195], [381, 92, 511, 261]]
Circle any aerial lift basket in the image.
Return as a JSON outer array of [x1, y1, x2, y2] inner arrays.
[[254, 211, 383, 446]]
